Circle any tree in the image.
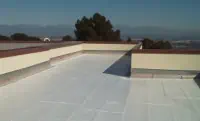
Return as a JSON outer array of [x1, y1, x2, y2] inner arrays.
[[62, 35, 73, 41], [10, 33, 29, 40], [142, 38, 154, 49], [0, 35, 10, 40], [149, 40, 172, 49], [10, 33, 41, 41], [74, 13, 121, 41], [127, 37, 132, 42], [27, 36, 41, 41], [142, 38, 172, 49], [163, 41, 173, 49]]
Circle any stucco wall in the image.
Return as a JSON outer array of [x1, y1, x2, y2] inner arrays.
[[0, 51, 50, 74], [50, 44, 83, 58], [0, 43, 51, 50], [82, 44, 136, 51], [132, 53, 200, 71], [0, 59, 3, 74]]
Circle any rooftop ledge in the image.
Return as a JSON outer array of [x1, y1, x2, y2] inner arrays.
[[0, 41, 199, 85], [0, 40, 138, 44], [132, 49, 200, 54], [0, 40, 65, 43], [0, 41, 138, 58], [0, 47, 49, 58], [83, 41, 138, 44]]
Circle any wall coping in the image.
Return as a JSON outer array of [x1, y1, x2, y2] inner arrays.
[[47, 43, 83, 49], [1, 42, 200, 59], [0, 41, 138, 58], [0, 41, 84, 58], [0, 40, 66, 43], [0, 40, 83, 43], [83, 41, 138, 44], [0, 40, 138, 44], [132, 49, 200, 54], [0, 47, 49, 58]]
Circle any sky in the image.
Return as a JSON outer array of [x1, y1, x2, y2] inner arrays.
[[0, 0, 200, 30]]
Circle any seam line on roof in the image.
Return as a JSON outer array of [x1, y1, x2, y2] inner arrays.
[[122, 80, 132, 121]]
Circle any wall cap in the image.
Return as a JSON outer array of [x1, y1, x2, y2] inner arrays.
[[132, 49, 200, 54]]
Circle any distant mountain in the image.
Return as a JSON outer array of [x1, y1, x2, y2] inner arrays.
[[0, 24, 200, 40], [0, 24, 74, 37], [116, 25, 200, 40]]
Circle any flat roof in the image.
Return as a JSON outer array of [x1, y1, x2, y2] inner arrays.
[[0, 53, 199, 121]]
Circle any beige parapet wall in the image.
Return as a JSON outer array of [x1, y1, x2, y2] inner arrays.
[[132, 53, 200, 71], [0, 44, 83, 75], [82, 43, 136, 51], [0, 51, 50, 75], [50, 43, 136, 60], [50, 44, 83, 58]]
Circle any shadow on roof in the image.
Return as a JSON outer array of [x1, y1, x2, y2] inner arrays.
[[194, 73, 200, 88], [103, 51, 131, 77]]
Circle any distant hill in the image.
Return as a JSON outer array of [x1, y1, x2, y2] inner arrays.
[[0, 24, 74, 37], [116, 25, 200, 40], [0, 24, 200, 40]]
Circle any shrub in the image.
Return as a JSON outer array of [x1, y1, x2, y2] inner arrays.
[[10, 33, 41, 41], [142, 38, 172, 49], [127, 37, 132, 42], [62, 35, 73, 41], [0, 35, 10, 40], [27, 36, 41, 41], [10, 33, 29, 40], [142, 38, 154, 49]]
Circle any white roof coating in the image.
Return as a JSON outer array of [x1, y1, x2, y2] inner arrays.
[[0, 53, 200, 121]]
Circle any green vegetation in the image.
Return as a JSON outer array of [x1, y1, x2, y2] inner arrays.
[[142, 38, 172, 49], [127, 37, 132, 42], [62, 35, 73, 41], [27, 36, 41, 41], [74, 13, 121, 41], [10, 33, 29, 40], [0, 35, 10, 40], [10, 33, 41, 41]]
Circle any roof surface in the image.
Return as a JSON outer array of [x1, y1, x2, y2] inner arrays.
[[0, 53, 200, 121]]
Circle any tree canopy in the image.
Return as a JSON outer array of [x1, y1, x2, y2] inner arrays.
[[127, 37, 132, 42], [74, 13, 121, 41], [11, 33, 29, 40], [62, 35, 73, 41], [0, 35, 10, 40], [142, 38, 173, 49], [10, 33, 41, 41], [27, 36, 41, 41]]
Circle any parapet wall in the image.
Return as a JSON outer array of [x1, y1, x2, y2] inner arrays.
[[131, 49, 200, 78], [82, 42, 136, 51], [1, 40, 200, 83], [0, 47, 49, 74], [0, 41, 138, 85], [50, 44, 83, 58]]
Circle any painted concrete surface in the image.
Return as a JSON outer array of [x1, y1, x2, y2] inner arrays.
[[0, 53, 200, 121], [0, 41, 82, 50]]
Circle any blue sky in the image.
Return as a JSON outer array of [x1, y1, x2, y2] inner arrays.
[[0, 0, 200, 30]]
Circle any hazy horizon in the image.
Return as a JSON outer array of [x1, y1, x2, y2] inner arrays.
[[1, 24, 200, 40]]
